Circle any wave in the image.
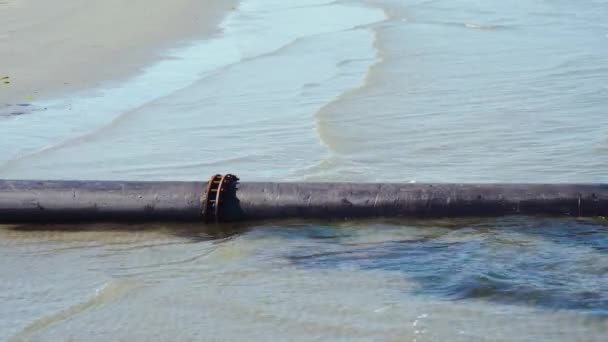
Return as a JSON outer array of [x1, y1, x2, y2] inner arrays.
[[0, 0, 385, 175], [313, 24, 386, 155]]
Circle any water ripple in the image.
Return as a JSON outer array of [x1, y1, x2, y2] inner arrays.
[[286, 218, 608, 316]]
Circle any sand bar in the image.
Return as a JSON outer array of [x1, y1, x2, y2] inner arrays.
[[0, 0, 236, 103]]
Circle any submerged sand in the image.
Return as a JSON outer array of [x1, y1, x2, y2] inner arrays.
[[0, 0, 236, 103]]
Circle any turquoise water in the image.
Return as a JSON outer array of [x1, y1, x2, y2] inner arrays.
[[1, 0, 607, 340]]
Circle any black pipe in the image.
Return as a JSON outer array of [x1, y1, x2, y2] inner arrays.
[[237, 182, 608, 219], [0, 180, 203, 223], [0, 179, 607, 223]]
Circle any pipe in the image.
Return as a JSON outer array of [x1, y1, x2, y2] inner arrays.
[[0, 180, 203, 222], [0, 179, 607, 223]]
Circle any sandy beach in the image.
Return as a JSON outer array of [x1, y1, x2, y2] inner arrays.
[[0, 0, 236, 103]]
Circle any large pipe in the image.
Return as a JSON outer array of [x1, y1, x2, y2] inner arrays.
[[0, 179, 607, 223]]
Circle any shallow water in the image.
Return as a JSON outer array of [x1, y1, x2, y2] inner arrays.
[[1, 0, 608, 340], [1, 217, 607, 341]]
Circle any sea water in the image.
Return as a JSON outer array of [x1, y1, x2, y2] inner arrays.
[[0, 0, 607, 340]]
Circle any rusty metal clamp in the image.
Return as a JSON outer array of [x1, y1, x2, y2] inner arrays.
[[202, 174, 239, 223]]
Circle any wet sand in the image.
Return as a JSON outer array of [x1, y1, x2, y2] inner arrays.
[[0, 0, 237, 103]]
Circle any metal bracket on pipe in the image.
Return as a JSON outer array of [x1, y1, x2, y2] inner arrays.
[[202, 174, 239, 223]]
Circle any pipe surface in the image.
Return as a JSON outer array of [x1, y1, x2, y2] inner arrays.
[[0, 180, 607, 223], [236, 182, 608, 219], [0, 180, 203, 222]]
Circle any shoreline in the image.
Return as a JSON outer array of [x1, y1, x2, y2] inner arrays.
[[0, 0, 237, 103], [0, 0, 387, 178]]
